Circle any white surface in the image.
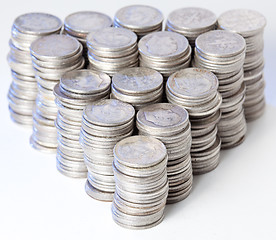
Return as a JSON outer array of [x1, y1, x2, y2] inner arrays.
[[1, 1, 276, 239]]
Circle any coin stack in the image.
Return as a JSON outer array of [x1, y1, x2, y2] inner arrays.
[[7, 13, 62, 126], [217, 9, 266, 121], [54, 70, 111, 178], [136, 103, 192, 203], [63, 11, 112, 65], [193, 30, 247, 149], [86, 27, 138, 76], [111, 67, 163, 110], [79, 99, 135, 201], [114, 5, 163, 39], [138, 31, 191, 78], [112, 135, 168, 229], [166, 7, 217, 48], [30, 34, 84, 153], [166, 68, 222, 174]]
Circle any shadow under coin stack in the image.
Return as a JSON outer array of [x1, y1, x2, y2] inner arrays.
[[166, 68, 222, 174], [136, 103, 192, 203], [79, 99, 135, 201], [111, 67, 163, 110], [54, 70, 111, 178], [86, 27, 138, 76], [217, 9, 267, 121], [114, 5, 163, 39], [7, 13, 62, 126], [30, 35, 84, 153], [194, 30, 247, 149], [112, 136, 168, 229], [166, 7, 217, 48]]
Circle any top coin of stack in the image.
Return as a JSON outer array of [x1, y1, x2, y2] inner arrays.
[[166, 7, 217, 47], [114, 5, 163, 39]]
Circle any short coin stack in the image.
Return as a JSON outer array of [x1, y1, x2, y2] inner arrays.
[[114, 5, 163, 39], [30, 34, 84, 153], [193, 30, 247, 149], [166, 7, 217, 48], [217, 9, 266, 121], [112, 136, 169, 229], [166, 68, 222, 174], [54, 70, 111, 178], [86, 27, 138, 76], [138, 31, 191, 78], [111, 67, 163, 110], [7, 13, 62, 126], [136, 103, 192, 203], [79, 99, 135, 201]]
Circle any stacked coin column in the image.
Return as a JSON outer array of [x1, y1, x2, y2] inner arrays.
[[166, 68, 222, 174], [54, 70, 111, 178], [30, 35, 84, 153], [194, 30, 247, 149], [136, 103, 193, 203], [218, 9, 267, 121], [79, 99, 135, 201], [7, 13, 62, 126], [112, 136, 169, 229]]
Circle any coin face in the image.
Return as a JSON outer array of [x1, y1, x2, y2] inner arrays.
[[13, 12, 62, 35]]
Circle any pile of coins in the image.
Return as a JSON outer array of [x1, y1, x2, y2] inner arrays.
[[30, 35, 84, 153], [54, 70, 111, 178], [166, 7, 217, 48], [7, 13, 62, 125], [138, 31, 191, 78], [112, 136, 168, 229], [136, 103, 192, 203], [193, 30, 247, 149], [166, 68, 222, 174], [79, 99, 135, 201], [111, 67, 163, 110], [86, 27, 138, 76], [114, 5, 163, 39], [217, 9, 267, 121]]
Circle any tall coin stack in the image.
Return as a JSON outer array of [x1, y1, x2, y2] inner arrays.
[[54, 70, 111, 178], [79, 99, 135, 201], [136, 103, 192, 203], [63, 11, 112, 65], [112, 136, 169, 229], [217, 9, 267, 121], [7, 13, 62, 126], [166, 68, 222, 174], [166, 7, 217, 48], [86, 27, 138, 76], [114, 5, 163, 39], [193, 30, 247, 149], [30, 35, 84, 153], [138, 31, 191, 79], [111, 67, 163, 110]]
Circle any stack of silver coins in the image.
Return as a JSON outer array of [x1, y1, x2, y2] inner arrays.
[[7, 13, 62, 126], [111, 67, 163, 110], [217, 9, 266, 121], [54, 70, 111, 178], [166, 68, 222, 174], [30, 35, 84, 153], [114, 5, 163, 39], [136, 103, 192, 203], [166, 7, 217, 48], [112, 136, 168, 229], [193, 30, 247, 149], [79, 99, 135, 201], [63, 11, 112, 64], [138, 31, 191, 78], [86, 27, 138, 76]]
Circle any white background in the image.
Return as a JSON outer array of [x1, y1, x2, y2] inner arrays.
[[0, 0, 275, 239]]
